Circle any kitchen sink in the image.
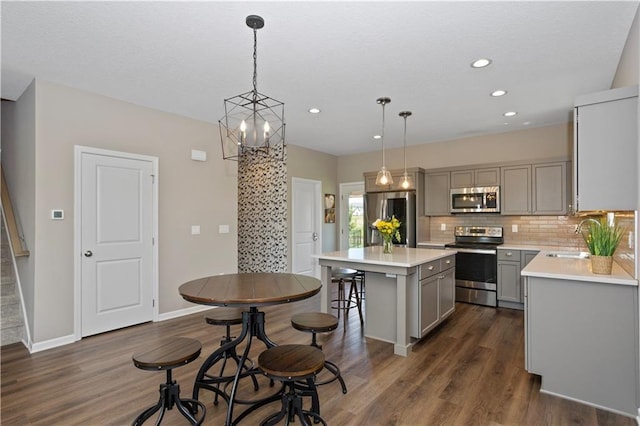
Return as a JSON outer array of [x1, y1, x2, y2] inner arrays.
[[546, 251, 590, 259]]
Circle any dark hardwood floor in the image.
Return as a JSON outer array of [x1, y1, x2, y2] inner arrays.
[[1, 289, 635, 425]]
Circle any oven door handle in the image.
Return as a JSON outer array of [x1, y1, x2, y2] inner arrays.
[[452, 248, 497, 255]]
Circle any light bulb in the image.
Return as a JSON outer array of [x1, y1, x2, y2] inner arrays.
[[239, 120, 247, 144], [401, 178, 410, 189]]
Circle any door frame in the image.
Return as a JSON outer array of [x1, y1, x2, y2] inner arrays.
[[73, 145, 159, 341], [291, 177, 322, 278], [339, 181, 365, 250]]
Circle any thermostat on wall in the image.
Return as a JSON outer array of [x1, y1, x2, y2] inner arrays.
[[51, 209, 64, 220]]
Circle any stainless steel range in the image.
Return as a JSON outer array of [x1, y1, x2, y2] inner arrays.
[[445, 226, 503, 307]]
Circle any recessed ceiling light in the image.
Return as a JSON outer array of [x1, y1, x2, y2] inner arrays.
[[373, 135, 382, 140], [523, 121, 531, 125], [471, 58, 492, 68], [503, 111, 517, 117], [491, 90, 507, 97], [308, 107, 321, 114]]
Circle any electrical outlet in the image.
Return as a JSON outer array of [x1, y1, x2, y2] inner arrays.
[[629, 231, 634, 249], [440, 223, 446, 231], [512, 224, 518, 233]]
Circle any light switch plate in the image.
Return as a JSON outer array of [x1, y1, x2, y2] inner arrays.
[[191, 149, 207, 161], [191, 225, 201, 235], [51, 209, 64, 220], [219, 225, 230, 234], [440, 223, 446, 231], [512, 224, 518, 233]]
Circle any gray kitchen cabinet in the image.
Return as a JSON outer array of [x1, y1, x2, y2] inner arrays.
[[574, 85, 638, 211], [525, 275, 638, 416], [425, 172, 450, 216], [410, 255, 455, 338], [497, 249, 521, 303], [498, 249, 538, 309], [532, 162, 568, 214], [450, 167, 500, 188], [501, 165, 531, 215]]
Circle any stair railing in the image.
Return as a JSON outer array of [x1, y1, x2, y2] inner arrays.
[[1, 166, 29, 257]]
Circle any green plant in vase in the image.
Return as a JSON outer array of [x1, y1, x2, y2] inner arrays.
[[579, 216, 624, 274]]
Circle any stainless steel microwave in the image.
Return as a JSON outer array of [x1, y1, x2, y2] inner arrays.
[[450, 186, 500, 213]]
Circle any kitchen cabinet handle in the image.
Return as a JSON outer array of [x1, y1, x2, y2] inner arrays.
[[445, 260, 451, 264], [428, 266, 434, 271], [506, 252, 513, 256]]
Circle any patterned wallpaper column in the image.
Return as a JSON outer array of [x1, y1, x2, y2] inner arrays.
[[237, 145, 288, 273]]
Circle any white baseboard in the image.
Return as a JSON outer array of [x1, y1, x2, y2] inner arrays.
[[30, 334, 76, 353], [27, 305, 212, 354], [157, 304, 211, 321]]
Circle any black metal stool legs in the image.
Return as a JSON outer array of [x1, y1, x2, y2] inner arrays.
[[205, 323, 259, 406], [133, 369, 206, 426], [260, 380, 326, 426]]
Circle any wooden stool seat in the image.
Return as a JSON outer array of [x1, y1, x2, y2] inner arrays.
[[290, 313, 348, 394], [132, 337, 206, 425], [204, 307, 244, 326], [291, 312, 339, 334], [258, 345, 325, 379], [133, 336, 202, 370], [258, 345, 326, 425]]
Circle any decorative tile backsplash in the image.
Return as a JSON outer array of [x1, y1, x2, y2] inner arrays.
[[427, 213, 636, 277], [237, 145, 288, 273]]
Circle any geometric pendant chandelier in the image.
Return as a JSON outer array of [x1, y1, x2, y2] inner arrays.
[[219, 15, 286, 161]]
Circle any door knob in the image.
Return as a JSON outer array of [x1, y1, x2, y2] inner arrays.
[[312, 232, 318, 241], [84, 250, 93, 257]]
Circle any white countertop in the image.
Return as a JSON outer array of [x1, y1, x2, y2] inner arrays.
[[316, 246, 454, 268], [521, 251, 638, 286], [499, 244, 578, 251]]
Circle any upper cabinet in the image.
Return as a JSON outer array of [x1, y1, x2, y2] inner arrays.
[[574, 86, 638, 212], [422, 159, 571, 216], [501, 165, 532, 215], [532, 162, 568, 215], [425, 172, 451, 216], [501, 162, 570, 215], [450, 167, 500, 188]]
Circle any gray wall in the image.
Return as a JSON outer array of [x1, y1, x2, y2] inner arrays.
[[2, 79, 238, 343]]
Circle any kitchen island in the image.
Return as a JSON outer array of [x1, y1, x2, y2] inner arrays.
[[316, 246, 455, 357], [522, 251, 638, 417]]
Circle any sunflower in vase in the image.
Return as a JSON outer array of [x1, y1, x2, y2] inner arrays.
[[372, 216, 401, 253]]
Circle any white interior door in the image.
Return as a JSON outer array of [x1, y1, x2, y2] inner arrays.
[[78, 149, 155, 337], [291, 178, 321, 277]]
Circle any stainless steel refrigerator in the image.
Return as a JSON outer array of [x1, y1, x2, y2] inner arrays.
[[364, 191, 416, 247]]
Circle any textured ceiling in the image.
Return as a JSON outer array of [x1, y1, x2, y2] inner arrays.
[[2, 1, 638, 156]]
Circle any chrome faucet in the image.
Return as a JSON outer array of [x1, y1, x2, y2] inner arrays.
[[575, 218, 601, 234]]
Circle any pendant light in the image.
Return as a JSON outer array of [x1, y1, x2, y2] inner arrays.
[[375, 97, 393, 186], [399, 111, 413, 189], [219, 15, 286, 162]]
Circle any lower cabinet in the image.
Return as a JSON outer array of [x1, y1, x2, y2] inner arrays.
[[525, 275, 638, 416], [409, 255, 456, 338], [497, 249, 539, 309]]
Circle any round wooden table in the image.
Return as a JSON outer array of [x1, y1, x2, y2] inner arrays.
[[179, 272, 321, 425]]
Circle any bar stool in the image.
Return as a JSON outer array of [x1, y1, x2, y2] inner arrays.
[[257, 345, 327, 425], [331, 268, 364, 330], [291, 312, 348, 394], [132, 337, 206, 425], [355, 270, 365, 301], [204, 308, 259, 405]]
